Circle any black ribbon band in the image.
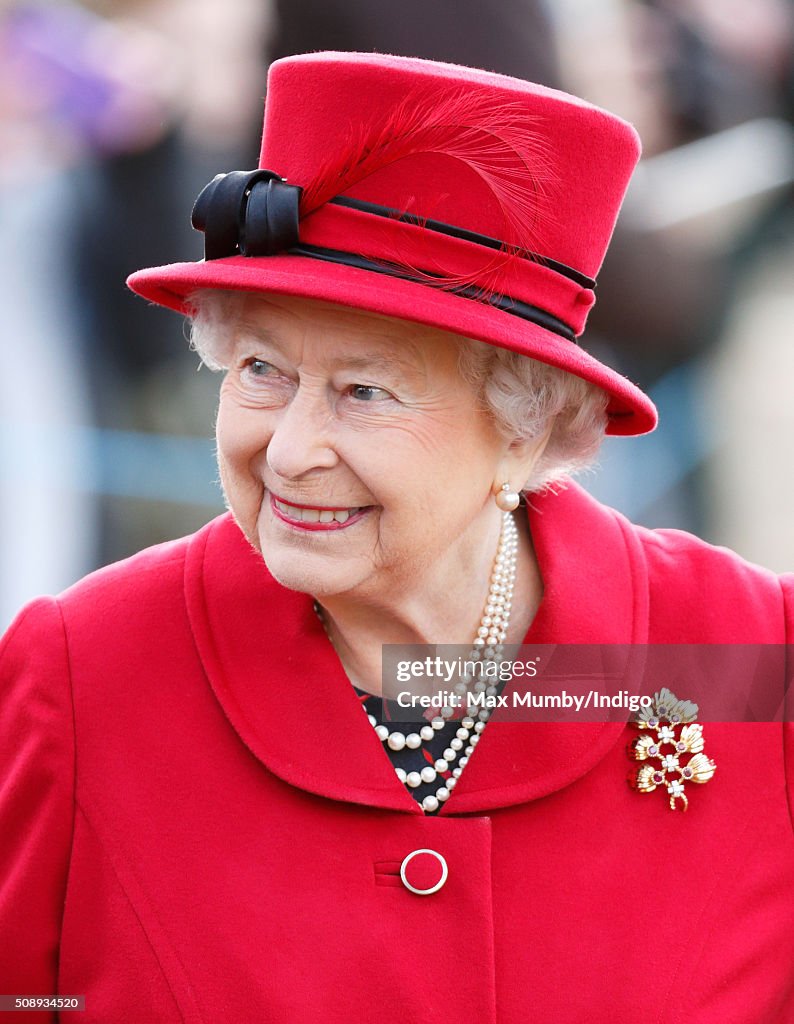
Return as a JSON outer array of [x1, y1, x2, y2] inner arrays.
[[328, 196, 597, 291], [289, 244, 577, 342]]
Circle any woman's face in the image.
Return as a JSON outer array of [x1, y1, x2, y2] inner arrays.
[[215, 293, 522, 601]]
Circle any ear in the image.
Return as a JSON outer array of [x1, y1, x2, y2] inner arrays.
[[492, 419, 554, 498]]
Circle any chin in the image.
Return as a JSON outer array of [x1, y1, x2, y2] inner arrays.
[[257, 545, 358, 598]]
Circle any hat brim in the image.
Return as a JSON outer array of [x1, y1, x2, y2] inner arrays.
[[127, 255, 657, 436]]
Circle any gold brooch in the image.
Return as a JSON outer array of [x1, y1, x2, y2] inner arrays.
[[627, 688, 716, 811]]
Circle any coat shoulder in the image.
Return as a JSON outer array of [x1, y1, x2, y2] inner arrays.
[[55, 514, 231, 634], [626, 517, 790, 641], [550, 481, 791, 639]]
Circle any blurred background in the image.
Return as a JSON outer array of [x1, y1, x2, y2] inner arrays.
[[1, 0, 793, 629]]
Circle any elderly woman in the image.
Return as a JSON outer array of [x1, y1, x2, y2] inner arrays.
[[1, 52, 793, 1024]]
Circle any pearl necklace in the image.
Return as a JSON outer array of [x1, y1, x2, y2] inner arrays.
[[316, 510, 519, 814]]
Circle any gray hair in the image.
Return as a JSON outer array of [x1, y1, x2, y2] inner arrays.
[[186, 289, 608, 492]]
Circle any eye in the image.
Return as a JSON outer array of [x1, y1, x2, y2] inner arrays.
[[236, 358, 293, 404], [348, 384, 391, 402], [242, 358, 275, 378]]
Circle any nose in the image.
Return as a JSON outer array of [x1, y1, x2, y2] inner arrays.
[[265, 385, 339, 480]]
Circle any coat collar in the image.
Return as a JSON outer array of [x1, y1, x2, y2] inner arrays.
[[184, 481, 649, 814]]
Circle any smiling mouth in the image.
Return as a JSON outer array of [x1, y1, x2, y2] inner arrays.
[[270, 493, 370, 529]]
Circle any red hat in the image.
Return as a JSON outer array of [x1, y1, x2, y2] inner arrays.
[[127, 52, 657, 435]]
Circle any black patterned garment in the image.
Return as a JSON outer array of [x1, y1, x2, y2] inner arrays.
[[351, 686, 461, 811], [351, 683, 507, 812]]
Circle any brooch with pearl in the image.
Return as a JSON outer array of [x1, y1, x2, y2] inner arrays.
[[627, 687, 716, 811]]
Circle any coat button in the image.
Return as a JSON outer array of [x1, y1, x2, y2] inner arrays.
[[399, 849, 448, 895]]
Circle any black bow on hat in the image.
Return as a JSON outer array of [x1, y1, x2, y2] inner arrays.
[[191, 170, 302, 260]]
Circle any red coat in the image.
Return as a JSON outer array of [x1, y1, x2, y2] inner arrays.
[[2, 481, 793, 1023]]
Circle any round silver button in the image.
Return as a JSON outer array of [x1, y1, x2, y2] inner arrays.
[[399, 848, 448, 895]]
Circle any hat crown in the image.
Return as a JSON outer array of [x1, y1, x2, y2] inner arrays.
[[260, 52, 641, 279]]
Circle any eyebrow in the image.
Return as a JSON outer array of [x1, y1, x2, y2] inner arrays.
[[233, 322, 280, 347], [233, 325, 427, 380], [333, 352, 423, 376]]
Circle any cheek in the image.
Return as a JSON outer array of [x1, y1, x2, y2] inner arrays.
[[403, 408, 500, 479], [217, 397, 268, 464], [360, 412, 499, 522], [368, 404, 478, 471], [216, 402, 271, 514]]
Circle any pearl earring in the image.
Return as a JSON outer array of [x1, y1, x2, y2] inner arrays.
[[495, 482, 520, 511]]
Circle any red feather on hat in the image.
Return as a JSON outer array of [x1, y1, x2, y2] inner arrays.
[[299, 88, 559, 296]]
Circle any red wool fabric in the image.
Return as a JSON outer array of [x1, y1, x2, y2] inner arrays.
[[127, 52, 658, 436], [1, 481, 793, 1022]]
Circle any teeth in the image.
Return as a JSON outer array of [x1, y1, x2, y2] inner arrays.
[[273, 498, 361, 524]]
